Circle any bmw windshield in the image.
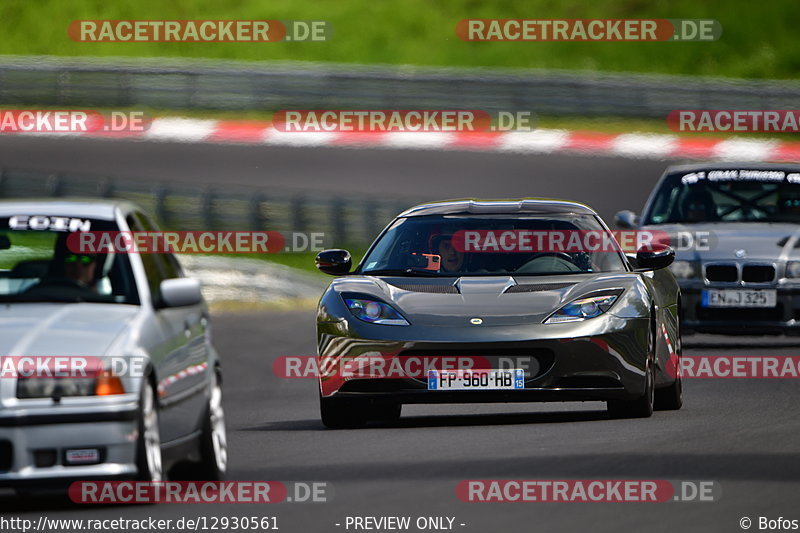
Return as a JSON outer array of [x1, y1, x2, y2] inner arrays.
[[643, 169, 800, 225], [0, 215, 139, 304], [359, 214, 628, 277]]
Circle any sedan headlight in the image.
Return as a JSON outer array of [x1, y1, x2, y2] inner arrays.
[[545, 292, 621, 324], [17, 373, 125, 399], [786, 261, 800, 278], [669, 260, 697, 279], [344, 298, 410, 326]]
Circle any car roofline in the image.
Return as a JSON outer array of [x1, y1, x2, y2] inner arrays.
[[397, 198, 598, 218], [0, 197, 141, 221]]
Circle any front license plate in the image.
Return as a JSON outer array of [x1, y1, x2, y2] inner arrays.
[[701, 289, 777, 308], [427, 369, 525, 390]]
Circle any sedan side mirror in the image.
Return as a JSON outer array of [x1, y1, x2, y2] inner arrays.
[[160, 278, 203, 307], [316, 249, 352, 276], [615, 210, 639, 229], [636, 244, 675, 272]]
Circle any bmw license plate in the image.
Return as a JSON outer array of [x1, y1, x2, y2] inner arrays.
[[427, 369, 525, 390], [701, 289, 777, 308]]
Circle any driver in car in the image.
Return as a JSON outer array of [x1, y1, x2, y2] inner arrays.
[[432, 234, 465, 272], [24, 233, 102, 296], [63, 252, 99, 289], [680, 188, 718, 222]]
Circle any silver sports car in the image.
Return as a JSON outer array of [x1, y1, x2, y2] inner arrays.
[[617, 163, 800, 335], [315, 199, 682, 428], [0, 199, 226, 491]]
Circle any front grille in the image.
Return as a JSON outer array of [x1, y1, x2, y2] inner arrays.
[[505, 282, 575, 293], [387, 282, 459, 294], [0, 440, 12, 471], [742, 265, 775, 283], [696, 304, 784, 322], [705, 264, 738, 282]]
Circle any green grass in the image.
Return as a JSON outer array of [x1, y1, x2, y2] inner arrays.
[[208, 247, 369, 277], [0, 0, 798, 79]]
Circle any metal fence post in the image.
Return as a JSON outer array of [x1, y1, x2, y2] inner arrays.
[[154, 186, 170, 226], [97, 177, 114, 198], [330, 198, 346, 245], [291, 195, 307, 234], [201, 187, 216, 229], [249, 192, 266, 230], [45, 174, 62, 197], [363, 199, 377, 244]]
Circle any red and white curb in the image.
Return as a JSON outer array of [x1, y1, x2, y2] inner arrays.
[[12, 117, 800, 161]]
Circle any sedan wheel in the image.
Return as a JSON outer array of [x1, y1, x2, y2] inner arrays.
[[136, 383, 163, 481], [197, 370, 228, 480]]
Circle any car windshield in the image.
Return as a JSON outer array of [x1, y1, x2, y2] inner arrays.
[[359, 214, 627, 277], [0, 216, 139, 304], [643, 169, 800, 224]]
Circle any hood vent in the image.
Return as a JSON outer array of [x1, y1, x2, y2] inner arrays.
[[387, 282, 459, 294], [504, 282, 575, 293]]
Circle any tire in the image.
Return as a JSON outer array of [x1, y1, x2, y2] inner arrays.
[[607, 322, 655, 419], [655, 374, 683, 410], [370, 402, 402, 421], [195, 369, 228, 480], [320, 396, 368, 429], [656, 312, 683, 411], [135, 382, 163, 481], [608, 362, 655, 418]]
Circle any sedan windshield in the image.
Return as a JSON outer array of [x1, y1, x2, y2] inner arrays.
[[644, 169, 800, 224], [359, 214, 627, 277], [0, 216, 139, 304]]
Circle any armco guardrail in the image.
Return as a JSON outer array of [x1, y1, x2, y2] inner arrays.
[[1, 56, 799, 118], [0, 168, 421, 247]]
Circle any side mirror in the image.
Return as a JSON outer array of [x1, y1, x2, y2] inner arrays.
[[160, 278, 203, 307], [615, 210, 639, 229], [636, 244, 674, 272], [316, 249, 352, 276]]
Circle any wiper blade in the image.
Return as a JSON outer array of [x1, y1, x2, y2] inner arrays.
[[362, 268, 443, 277]]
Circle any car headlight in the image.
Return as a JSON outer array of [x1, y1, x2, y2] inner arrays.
[[17, 373, 125, 399], [669, 260, 697, 279], [787, 261, 800, 278], [545, 292, 621, 324], [344, 298, 410, 326]]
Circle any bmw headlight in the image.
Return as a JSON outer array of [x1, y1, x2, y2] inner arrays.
[[669, 260, 697, 279], [787, 261, 800, 278], [344, 297, 410, 326], [545, 291, 622, 324]]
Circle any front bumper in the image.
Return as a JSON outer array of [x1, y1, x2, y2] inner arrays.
[[0, 399, 139, 488], [318, 314, 651, 403], [681, 283, 800, 335]]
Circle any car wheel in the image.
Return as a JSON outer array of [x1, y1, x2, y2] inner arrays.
[[608, 361, 655, 419], [195, 369, 228, 480], [370, 402, 402, 421], [320, 396, 368, 429], [136, 382, 163, 481], [655, 372, 683, 411]]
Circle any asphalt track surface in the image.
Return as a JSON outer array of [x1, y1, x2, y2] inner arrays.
[[0, 136, 670, 222], [2, 136, 799, 531]]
